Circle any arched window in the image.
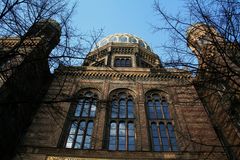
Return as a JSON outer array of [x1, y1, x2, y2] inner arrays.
[[119, 36, 128, 42], [108, 91, 135, 151], [146, 92, 178, 151], [65, 91, 98, 149]]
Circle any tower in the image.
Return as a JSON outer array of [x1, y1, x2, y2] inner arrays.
[[16, 33, 229, 160], [187, 23, 240, 159], [0, 20, 61, 159]]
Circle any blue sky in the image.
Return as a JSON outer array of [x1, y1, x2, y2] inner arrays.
[[71, 0, 185, 59]]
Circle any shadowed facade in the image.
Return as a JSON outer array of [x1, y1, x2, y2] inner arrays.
[[16, 32, 231, 160]]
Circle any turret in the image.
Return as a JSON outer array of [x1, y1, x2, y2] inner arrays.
[[27, 19, 61, 45], [187, 23, 223, 67]]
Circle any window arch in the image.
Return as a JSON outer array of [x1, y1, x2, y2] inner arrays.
[[119, 36, 128, 42], [64, 91, 98, 149], [146, 91, 178, 151], [108, 91, 136, 151]]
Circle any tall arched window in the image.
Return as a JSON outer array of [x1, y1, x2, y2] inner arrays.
[[108, 91, 135, 151], [64, 91, 98, 149], [146, 92, 178, 151]]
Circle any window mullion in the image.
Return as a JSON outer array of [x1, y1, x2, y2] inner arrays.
[[116, 122, 119, 150], [126, 121, 128, 151]]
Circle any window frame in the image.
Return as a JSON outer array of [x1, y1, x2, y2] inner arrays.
[[61, 90, 99, 150], [107, 91, 136, 151], [114, 57, 132, 67], [146, 91, 178, 152]]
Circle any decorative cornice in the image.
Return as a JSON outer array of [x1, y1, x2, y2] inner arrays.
[[84, 43, 160, 67], [55, 66, 192, 81], [0, 37, 42, 48]]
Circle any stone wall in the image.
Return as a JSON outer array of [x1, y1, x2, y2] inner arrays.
[[18, 67, 227, 160]]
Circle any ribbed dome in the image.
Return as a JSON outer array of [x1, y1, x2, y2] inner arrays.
[[93, 33, 151, 51]]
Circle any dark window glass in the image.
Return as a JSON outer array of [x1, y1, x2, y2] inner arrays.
[[126, 59, 131, 67], [66, 120, 95, 149], [90, 100, 97, 117], [82, 100, 90, 117], [118, 122, 126, 150], [167, 123, 178, 151], [162, 101, 170, 119], [74, 121, 86, 149], [66, 121, 78, 148], [147, 101, 155, 119], [139, 40, 145, 47], [114, 57, 132, 67], [129, 37, 137, 43], [128, 123, 135, 151], [160, 123, 169, 151], [74, 99, 83, 117], [110, 93, 134, 119], [146, 92, 178, 152], [65, 91, 98, 149], [111, 100, 118, 118], [115, 59, 121, 67], [120, 59, 125, 67], [84, 121, 94, 149], [108, 91, 135, 151], [119, 36, 128, 42], [119, 99, 126, 118], [74, 92, 97, 118], [151, 123, 161, 151], [127, 100, 134, 118], [109, 122, 117, 150], [155, 100, 162, 119]]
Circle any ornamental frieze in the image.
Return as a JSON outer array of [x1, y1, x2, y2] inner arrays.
[[55, 69, 191, 81]]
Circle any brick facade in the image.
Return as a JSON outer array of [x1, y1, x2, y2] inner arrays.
[[17, 45, 228, 159]]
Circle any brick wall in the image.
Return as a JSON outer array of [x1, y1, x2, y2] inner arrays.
[[17, 67, 227, 160]]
